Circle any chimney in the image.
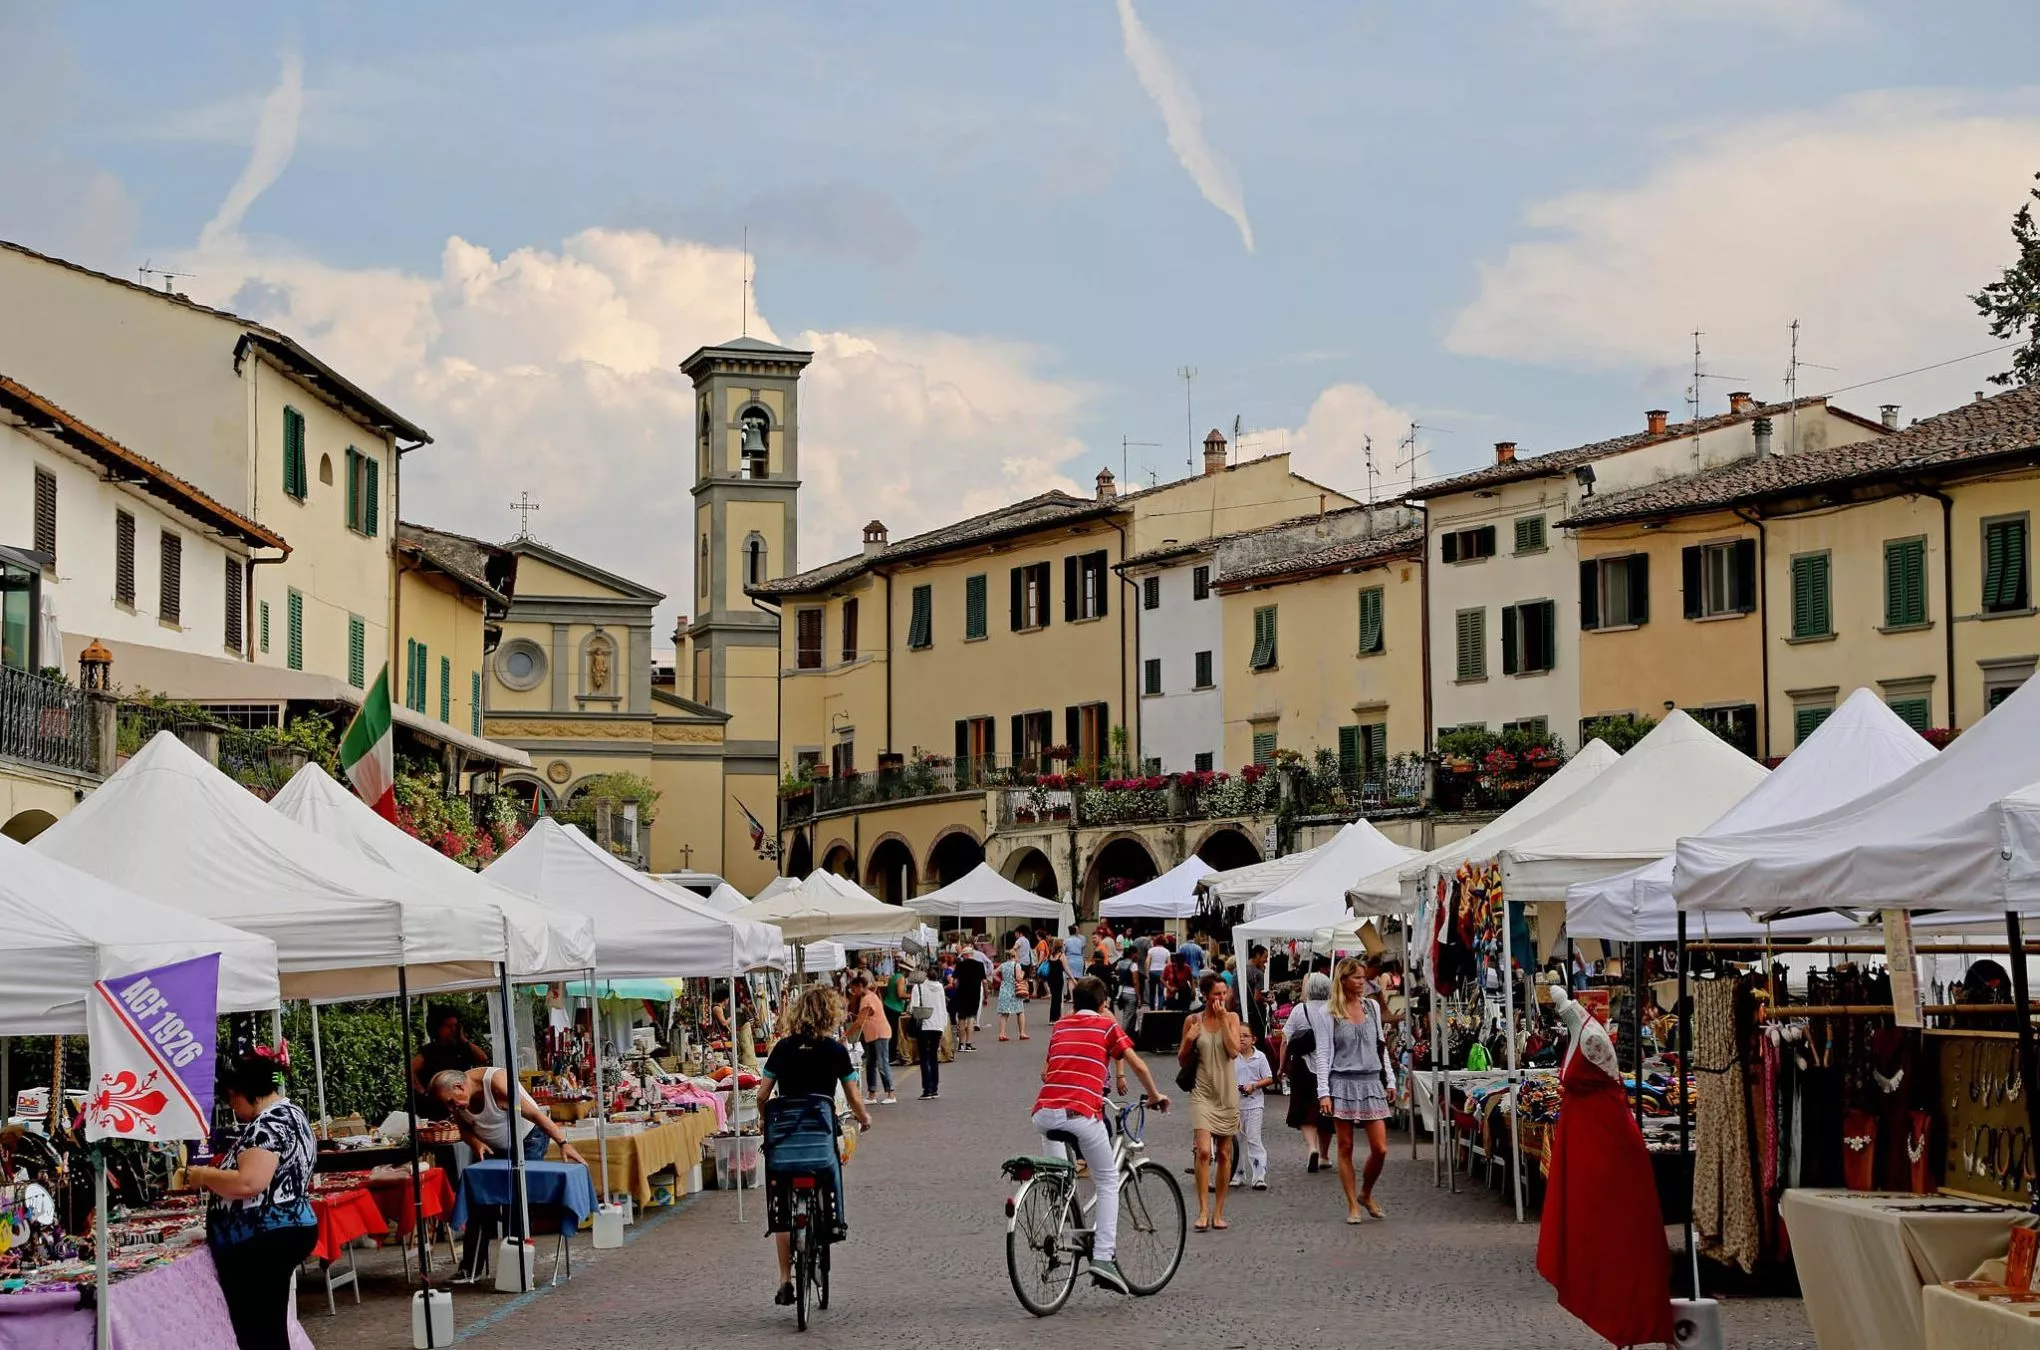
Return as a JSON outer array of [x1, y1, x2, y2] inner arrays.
[[1645, 409, 1669, 436], [1095, 467, 1118, 501], [1752, 416, 1774, 458], [1880, 404, 1901, 430], [1728, 391, 1755, 415], [862, 520, 888, 556], [1494, 441, 1517, 465], [1203, 428, 1228, 477]]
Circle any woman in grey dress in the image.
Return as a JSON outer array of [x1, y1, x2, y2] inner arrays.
[[1316, 957, 1394, 1224]]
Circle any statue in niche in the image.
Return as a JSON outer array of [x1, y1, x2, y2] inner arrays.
[[588, 637, 612, 694]]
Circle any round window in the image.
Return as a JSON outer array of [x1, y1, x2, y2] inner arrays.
[[505, 649, 535, 679], [497, 639, 548, 691]]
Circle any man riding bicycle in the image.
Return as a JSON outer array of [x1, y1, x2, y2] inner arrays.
[[1030, 975, 1169, 1295], [757, 984, 874, 1308]]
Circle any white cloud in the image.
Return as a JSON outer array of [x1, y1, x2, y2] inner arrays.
[[1531, 0, 1855, 42], [169, 229, 1094, 646], [1114, 0, 1254, 254], [1243, 382, 1430, 500], [1446, 93, 2040, 416], [199, 50, 303, 249]]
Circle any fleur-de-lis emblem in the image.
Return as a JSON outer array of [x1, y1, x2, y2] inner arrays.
[[87, 1070, 169, 1136]]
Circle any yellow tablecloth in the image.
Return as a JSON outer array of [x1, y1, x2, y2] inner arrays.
[[1926, 1284, 2040, 1350], [547, 1113, 714, 1208], [1781, 1190, 2034, 1350]]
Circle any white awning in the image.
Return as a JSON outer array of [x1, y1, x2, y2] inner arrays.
[[1100, 856, 1216, 920], [1243, 822, 1421, 921], [910, 863, 1071, 924]]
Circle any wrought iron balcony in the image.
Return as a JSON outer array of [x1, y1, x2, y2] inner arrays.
[[0, 665, 96, 775]]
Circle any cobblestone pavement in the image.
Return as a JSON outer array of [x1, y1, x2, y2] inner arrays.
[[306, 1026, 1815, 1348]]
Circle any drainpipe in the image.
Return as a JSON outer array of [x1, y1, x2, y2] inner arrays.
[[1921, 486, 1957, 728], [1417, 504, 1433, 756], [883, 570, 894, 756], [246, 555, 288, 661], [1732, 508, 1770, 758], [1109, 519, 1132, 772]]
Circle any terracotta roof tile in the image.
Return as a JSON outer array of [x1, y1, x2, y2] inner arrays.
[[1216, 522, 1425, 586]]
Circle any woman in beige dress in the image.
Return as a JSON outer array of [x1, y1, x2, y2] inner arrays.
[[1179, 972, 1250, 1231]]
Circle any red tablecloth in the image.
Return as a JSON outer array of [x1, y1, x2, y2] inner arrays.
[[310, 1188, 386, 1265], [366, 1168, 455, 1235]]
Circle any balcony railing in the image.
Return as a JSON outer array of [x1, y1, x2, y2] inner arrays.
[[0, 665, 96, 775]]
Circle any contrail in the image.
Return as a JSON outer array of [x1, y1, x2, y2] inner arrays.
[[1114, 0, 1254, 253], [200, 49, 304, 248]]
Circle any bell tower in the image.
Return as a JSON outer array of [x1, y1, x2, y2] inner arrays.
[[680, 336, 811, 741]]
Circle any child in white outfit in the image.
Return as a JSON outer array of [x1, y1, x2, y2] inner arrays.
[[1233, 1042, 1274, 1188]]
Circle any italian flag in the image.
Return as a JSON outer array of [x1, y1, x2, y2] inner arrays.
[[340, 665, 397, 821]]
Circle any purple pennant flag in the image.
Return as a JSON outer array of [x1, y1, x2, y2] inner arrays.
[[85, 953, 221, 1143]]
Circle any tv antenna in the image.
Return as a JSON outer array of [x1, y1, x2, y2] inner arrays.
[[137, 260, 192, 294], [740, 226, 750, 338], [1363, 434, 1379, 504], [1120, 435, 1160, 486], [1685, 330, 1749, 422], [509, 491, 542, 539], [1394, 422, 1434, 496], [1232, 414, 1243, 467], [1176, 367, 1198, 466], [1782, 319, 1835, 456]]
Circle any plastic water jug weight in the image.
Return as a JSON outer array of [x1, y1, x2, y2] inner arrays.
[[493, 1235, 536, 1293], [410, 1288, 454, 1349], [1672, 1298, 1722, 1350], [593, 1202, 626, 1249]]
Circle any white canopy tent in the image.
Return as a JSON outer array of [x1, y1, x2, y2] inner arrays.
[[731, 873, 926, 944], [1099, 855, 1217, 920], [696, 882, 750, 914], [485, 819, 782, 977], [33, 733, 510, 998], [1348, 740, 1622, 913], [1570, 690, 1936, 941], [1676, 672, 2040, 915], [775, 941, 847, 974], [1492, 712, 1769, 904], [908, 862, 1071, 925], [1234, 893, 1353, 943], [1201, 846, 1322, 908], [0, 835, 280, 1033], [271, 764, 597, 977], [1243, 822, 1420, 921]]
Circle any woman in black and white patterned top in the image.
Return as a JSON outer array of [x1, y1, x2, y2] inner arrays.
[[186, 1045, 316, 1350]]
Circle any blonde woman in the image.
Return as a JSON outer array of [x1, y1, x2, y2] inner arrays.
[[1317, 957, 1394, 1223], [757, 984, 874, 1307]]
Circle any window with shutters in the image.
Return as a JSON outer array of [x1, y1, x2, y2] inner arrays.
[[406, 637, 426, 710], [343, 449, 380, 535], [1194, 751, 1214, 772], [224, 559, 243, 652], [1249, 605, 1278, 670], [1789, 552, 1833, 639], [1691, 704, 1759, 757], [1983, 515, 2031, 615], [1454, 608, 1486, 682], [955, 715, 996, 783], [158, 532, 182, 624], [1011, 562, 1050, 630], [440, 655, 451, 722], [1193, 650, 1213, 689], [1191, 565, 1211, 601], [1142, 576, 1161, 610], [114, 510, 135, 605], [259, 600, 270, 653], [1513, 515, 1545, 555], [1441, 524, 1497, 564], [1793, 703, 1833, 746], [1581, 554, 1650, 629], [287, 589, 304, 671], [1251, 729, 1278, 767], [1357, 585, 1385, 655], [471, 671, 482, 735], [1066, 550, 1108, 621], [796, 609, 823, 668], [1682, 539, 1757, 619], [1887, 696, 1931, 732], [347, 615, 364, 688], [964, 574, 988, 639], [282, 407, 308, 501], [1069, 702, 1109, 769], [1143, 657, 1162, 696], [1502, 716, 1549, 741], [831, 737, 854, 778], [841, 597, 860, 663], [1501, 599, 1557, 675], [33, 468, 56, 562], [1013, 710, 1054, 769], [907, 585, 933, 649], [1882, 537, 1928, 628]]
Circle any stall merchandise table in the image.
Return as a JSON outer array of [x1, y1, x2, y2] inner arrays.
[[1411, 1069, 1524, 1135], [360, 1165, 457, 1235], [452, 1160, 598, 1235], [0, 1246, 314, 1350], [310, 1187, 386, 1264], [549, 1114, 712, 1208], [1925, 1283, 2040, 1350], [1781, 1190, 2034, 1350]]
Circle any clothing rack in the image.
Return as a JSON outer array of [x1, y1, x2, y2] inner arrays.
[[1763, 1002, 2040, 1017], [1687, 941, 2040, 955]]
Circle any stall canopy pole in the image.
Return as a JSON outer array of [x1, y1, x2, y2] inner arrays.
[[1677, 911, 1698, 1300], [397, 966, 438, 1348], [310, 1001, 330, 1135], [731, 968, 745, 1224], [1501, 893, 1524, 1223], [2007, 912, 2040, 1216], [498, 962, 529, 1283], [1632, 943, 1645, 1132], [93, 1147, 109, 1350], [588, 969, 611, 1206]]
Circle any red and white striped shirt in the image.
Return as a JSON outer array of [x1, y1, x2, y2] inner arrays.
[[1032, 1011, 1133, 1119]]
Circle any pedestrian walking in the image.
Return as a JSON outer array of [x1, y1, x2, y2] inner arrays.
[[1318, 957, 1394, 1223], [1280, 972, 1334, 1172], [883, 965, 912, 1064], [1145, 935, 1170, 1009], [1234, 1035, 1273, 1190], [848, 973, 897, 1105], [1044, 940, 1066, 1022], [1179, 973, 1249, 1231], [996, 950, 1029, 1041], [1112, 946, 1141, 1024], [950, 942, 987, 1051], [908, 965, 949, 1099]]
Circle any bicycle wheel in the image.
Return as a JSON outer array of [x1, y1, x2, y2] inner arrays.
[[1113, 1159, 1186, 1295], [793, 1225, 812, 1332], [1006, 1177, 1080, 1317], [817, 1238, 831, 1310]]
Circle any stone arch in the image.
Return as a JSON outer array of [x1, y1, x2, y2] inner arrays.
[[2, 809, 59, 843], [500, 775, 556, 815], [863, 833, 918, 905], [999, 845, 1061, 901], [785, 831, 814, 879], [819, 839, 856, 878], [1082, 833, 1160, 916], [737, 402, 773, 479], [1193, 823, 1263, 872], [926, 827, 985, 889]]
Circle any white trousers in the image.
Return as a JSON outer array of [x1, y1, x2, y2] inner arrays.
[[1238, 1099, 1267, 1184], [1032, 1107, 1118, 1261]]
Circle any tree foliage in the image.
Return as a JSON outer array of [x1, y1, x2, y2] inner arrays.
[[1972, 171, 2040, 388], [1579, 712, 1657, 754]]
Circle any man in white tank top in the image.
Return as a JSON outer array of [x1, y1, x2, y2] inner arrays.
[[431, 1067, 587, 1165]]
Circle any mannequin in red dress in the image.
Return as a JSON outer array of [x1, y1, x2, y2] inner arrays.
[[1537, 981, 1675, 1347]]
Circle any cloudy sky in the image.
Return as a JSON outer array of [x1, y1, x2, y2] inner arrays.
[[5, 0, 2038, 648]]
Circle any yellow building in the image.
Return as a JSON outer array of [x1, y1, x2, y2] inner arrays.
[[394, 522, 517, 775], [1214, 515, 1426, 782]]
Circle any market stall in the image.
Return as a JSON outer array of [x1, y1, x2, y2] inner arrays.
[[1237, 821, 1418, 923], [1098, 856, 1216, 922], [907, 863, 1070, 930], [1200, 844, 1324, 910]]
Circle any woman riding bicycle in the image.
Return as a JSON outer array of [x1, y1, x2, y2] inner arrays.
[[757, 983, 874, 1308]]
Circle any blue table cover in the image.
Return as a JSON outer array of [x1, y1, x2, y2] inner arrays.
[[452, 1160, 598, 1234]]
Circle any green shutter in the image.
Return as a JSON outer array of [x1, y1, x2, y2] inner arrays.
[[1888, 697, 1930, 732], [345, 448, 358, 528], [440, 655, 451, 722], [347, 616, 365, 688], [1362, 723, 1388, 779], [259, 601, 270, 653], [965, 574, 987, 639], [1793, 704, 1833, 745], [1884, 539, 1925, 627], [286, 589, 303, 670], [1358, 586, 1383, 654], [1791, 554, 1830, 638], [909, 584, 933, 648], [1252, 731, 1277, 766], [472, 671, 482, 735], [1144, 658, 1161, 695], [363, 455, 379, 537], [1455, 609, 1485, 681], [1985, 519, 2029, 612], [1514, 516, 1545, 554], [1337, 725, 1360, 777], [1194, 649, 1213, 688], [283, 407, 306, 500], [1250, 605, 1278, 669]]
